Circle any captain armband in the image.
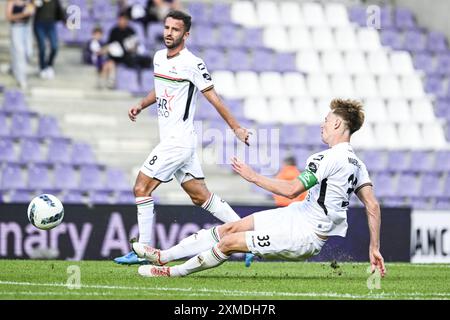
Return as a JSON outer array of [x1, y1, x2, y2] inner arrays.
[[297, 170, 318, 190]]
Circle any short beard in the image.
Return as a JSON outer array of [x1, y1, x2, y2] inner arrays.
[[165, 36, 183, 49]]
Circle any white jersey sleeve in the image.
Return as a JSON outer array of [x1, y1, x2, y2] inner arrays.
[[354, 162, 373, 194], [189, 58, 214, 92]]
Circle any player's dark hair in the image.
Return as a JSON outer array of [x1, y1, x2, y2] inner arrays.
[[164, 10, 192, 32], [330, 99, 365, 134]]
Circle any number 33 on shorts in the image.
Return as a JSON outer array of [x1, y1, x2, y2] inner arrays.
[[257, 235, 270, 247]]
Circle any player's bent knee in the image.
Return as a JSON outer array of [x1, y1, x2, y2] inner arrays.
[[134, 184, 152, 197]]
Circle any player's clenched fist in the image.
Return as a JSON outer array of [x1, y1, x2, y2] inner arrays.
[[128, 105, 142, 122]]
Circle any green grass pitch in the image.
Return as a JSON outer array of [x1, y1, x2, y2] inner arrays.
[[0, 260, 449, 300]]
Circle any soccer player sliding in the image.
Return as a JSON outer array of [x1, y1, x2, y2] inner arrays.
[[131, 99, 387, 278]]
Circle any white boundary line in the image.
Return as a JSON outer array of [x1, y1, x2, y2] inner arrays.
[[0, 280, 449, 299]]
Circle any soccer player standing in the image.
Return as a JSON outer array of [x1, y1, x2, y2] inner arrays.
[[132, 99, 387, 278], [114, 10, 250, 264]]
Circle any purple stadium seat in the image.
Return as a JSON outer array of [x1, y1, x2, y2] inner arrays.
[[434, 197, 450, 210], [71, 142, 96, 165], [420, 173, 443, 197], [396, 173, 420, 197], [380, 29, 404, 50], [187, 2, 209, 24], [359, 150, 387, 172], [92, 0, 117, 21], [10, 113, 34, 138], [251, 49, 275, 72], [90, 190, 111, 204], [0, 113, 9, 137], [147, 22, 164, 46], [217, 24, 241, 48], [140, 69, 154, 93], [115, 66, 140, 93], [54, 164, 78, 190], [443, 175, 450, 197], [116, 190, 135, 204], [436, 53, 450, 76], [409, 150, 433, 172], [27, 164, 53, 190], [303, 125, 324, 148], [226, 49, 251, 71], [413, 53, 435, 75], [105, 168, 130, 191], [1, 164, 26, 190], [63, 190, 85, 204], [372, 172, 395, 197], [1, 89, 28, 112], [9, 188, 34, 203], [410, 197, 429, 209], [386, 150, 409, 172], [294, 147, 311, 168], [79, 165, 104, 190], [211, 3, 231, 25], [432, 150, 450, 172], [224, 99, 245, 119], [424, 75, 446, 97], [196, 97, 218, 120], [190, 23, 217, 47], [426, 31, 449, 53], [0, 138, 16, 162], [348, 6, 367, 27], [280, 125, 303, 147], [241, 28, 264, 49], [403, 30, 426, 52], [274, 53, 297, 72], [380, 6, 394, 29], [203, 48, 227, 71], [47, 138, 72, 164], [20, 138, 45, 163], [395, 8, 416, 29], [36, 115, 62, 138], [434, 99, 449, 118]]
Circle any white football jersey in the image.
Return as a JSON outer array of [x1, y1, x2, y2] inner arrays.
[[297, 142, 372, 237], [152, 48, 214, 144]]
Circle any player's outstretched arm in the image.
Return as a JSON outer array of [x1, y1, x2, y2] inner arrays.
[[128, 89, 156, 122], [202, 88, 250, 146], [356, 186, 386, 278], [232, 157, 305, 199]]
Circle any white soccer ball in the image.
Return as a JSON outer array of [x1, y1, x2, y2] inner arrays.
[[27, 194, 64, 230]]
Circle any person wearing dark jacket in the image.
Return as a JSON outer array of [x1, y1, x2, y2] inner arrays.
[[33, 0, 65, 79]]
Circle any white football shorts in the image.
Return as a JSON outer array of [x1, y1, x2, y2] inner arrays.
[[245, 206, 326, 260], [139, 137, 204, 184]]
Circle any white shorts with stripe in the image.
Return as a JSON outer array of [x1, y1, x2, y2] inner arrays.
[[245, 206, 326, 261], [139, 136, 204, 184]]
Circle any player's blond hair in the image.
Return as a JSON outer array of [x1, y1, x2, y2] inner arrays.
[[330, 99, 365, 135]]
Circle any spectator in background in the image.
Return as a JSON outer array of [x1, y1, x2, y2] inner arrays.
[[119, 0, 181, 37], [6, 0, 35, 90], [104, 12, 152, 89], [33, 0, 65, 80], [84, 26, 110, 89], [273, 156, 307, 206]]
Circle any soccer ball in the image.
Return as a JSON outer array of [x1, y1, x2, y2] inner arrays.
[[27, 194, 64, 230]]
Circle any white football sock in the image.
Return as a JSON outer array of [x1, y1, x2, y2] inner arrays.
[[201, 193, 240, 223], [160, 226, 220, 264], [136, 196, 154, 246], [170, 244, 230, 277]]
